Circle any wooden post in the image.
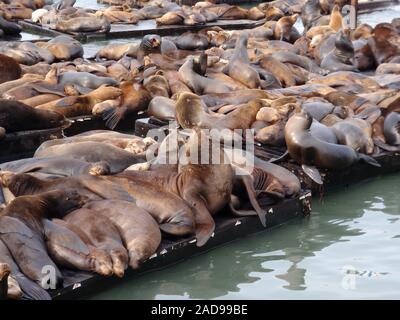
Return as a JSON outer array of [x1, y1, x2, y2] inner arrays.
[[351, 0, 358, 28]]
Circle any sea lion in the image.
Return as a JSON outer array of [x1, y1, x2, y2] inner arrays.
[[0, 54, 21, 84], [259, 55, 296, 87], [332, 120, 373, 154], [102, 81, 151, 129], [43, 219, 113, 276], [55, 16, 111, 33], [0, 190, 86, 287], [179, 56, 232, 94], [34, 142, 145, 173], [0, 99, 69, 136], [175, 32, 209, 50], [301, 0, 322, 32], [224, 33, 260, 89], [0, 157, 110, 178], [0, 238, 51, 300], [58, 72, 118, 89], [376, 63, 400, 75], [0, 215, 63, 289], [368, 23, 399, 64], [63, 208, 128, 275], [95, 43, 139, 61], [274, 14, 299, 42], [36, 85, 122, 118], [285, 111, 380, 172], [0, 16, 21, 35], [321, 30, 357, 72], [38, 35, 83, 61], [383, 112, 400, 146], [143, 72, 171, 98], [176, 92, 262, 131], [148, 96, 176, 122], [353, 39, 376, 71], [81, 202, 161, 270]]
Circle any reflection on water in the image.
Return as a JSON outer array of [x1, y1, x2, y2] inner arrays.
[[88, 173, 400, 300]]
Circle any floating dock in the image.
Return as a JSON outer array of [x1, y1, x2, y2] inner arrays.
[[48, 191, 311, 299], [0, 128, 63, 163], [19, 18, 265, 41]]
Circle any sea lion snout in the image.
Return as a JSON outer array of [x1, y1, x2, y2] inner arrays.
[[0, 263, 11, 281], [0, 171, 15, 188]]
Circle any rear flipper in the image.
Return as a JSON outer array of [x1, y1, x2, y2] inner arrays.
[[302, 164, 323, 185], [269, 150, 289, 163], [358, 154, 381, 167], [229, 195, 262, 217], [102, 106, 127, 130]]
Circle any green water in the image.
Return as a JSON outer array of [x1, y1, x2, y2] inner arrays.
[[88, 173, 400, 299]]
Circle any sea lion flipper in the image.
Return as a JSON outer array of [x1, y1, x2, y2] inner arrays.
[[358, 154, 381, 167], [236, 175, 266, 227], [15, 274, 51, 300], [269, 150, 289, 163], [102, 106, 127, 130], [183, 190, 215, 247], [301, 164, 323, 185], [373, 138, 400, 152]]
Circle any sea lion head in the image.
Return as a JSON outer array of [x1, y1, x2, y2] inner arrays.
[[142, 34, 161, 50], [335, 29, 354, 63], [35, 108, 71, 129], [89, 161, 111, 176], [290, 110, 313, 130], [373, 23, 397, 40], [90, 248, 113, 276], [40, 189, 88, 217]]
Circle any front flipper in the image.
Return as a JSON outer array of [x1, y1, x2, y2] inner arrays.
[[159, 208, 195, 237], [373, 138, 400, 152], [301, 164, 323, 185], [182, 190, 215, 247], [358, 154, 381, 167], [236, 175, 266, 227]]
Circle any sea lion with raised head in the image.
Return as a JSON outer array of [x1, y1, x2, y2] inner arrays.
[[179, 56, 232, 94], [81, 202, 161, 270], [285, 110, 380, 172], [224, 33, 260, 89]]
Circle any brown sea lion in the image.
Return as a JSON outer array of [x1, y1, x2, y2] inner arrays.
[[63, 208, 128, 276], [352, 23, 373, 40], [82, 201, 161, 269], [176, 92, 262, 131], [0, 261, 21, 300], [179, 56, 232, 95], [274, 14, 299, 42], [224, 33, 260, 89], [368, 23, 399, 64], [0, 54, 21, 85], [38, 35, 83, 61], [353, 40, 376, 71], [55, 16, 111, 33], [285, 110, 380, 171], [33, 142, 145, 173], [0, 238, 51, 300], [0, 99, 69, 136], [383, 112, 400, 146], [259, 55, 296, 87], [102, 81, 151, 129], [148, 96, 176, 122], [0, 190, 86, 287], [301, 0, 322, 32], [43, 219, 113, 276], [95, 43, 139, 61], [0, 157, 110, 178], [376, 63, 400, 75], [143, 72, 171, 98], [264, 6, 284, 21], [36, 85, 122, 118]]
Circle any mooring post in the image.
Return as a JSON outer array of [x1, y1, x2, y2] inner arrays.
[[351, 0, 358, 28]]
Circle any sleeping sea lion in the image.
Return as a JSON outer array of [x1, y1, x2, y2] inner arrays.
[[81, 202, 161, 270], [63, 208, 128, 276], [383, 112, 400, 146], [0, 99, 69, 136]]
